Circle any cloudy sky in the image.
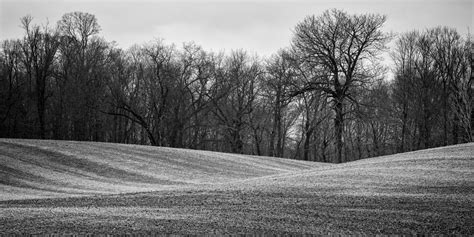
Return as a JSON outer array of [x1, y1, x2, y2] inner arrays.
[[1, 0, 472, 57]]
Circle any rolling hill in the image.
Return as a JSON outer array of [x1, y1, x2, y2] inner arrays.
[[0, 139, 473, 234], [0, 139, 324, 200]]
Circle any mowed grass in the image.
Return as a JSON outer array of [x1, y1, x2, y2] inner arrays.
[[0, 139, 473, 234]]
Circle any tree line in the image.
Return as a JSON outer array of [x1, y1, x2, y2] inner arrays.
[[1, 10, 472, 163]]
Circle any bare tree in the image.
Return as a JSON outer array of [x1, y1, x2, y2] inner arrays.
[[107, 41, 175, 146], [450, 39, 473, 142], [392, 29, 470, 150], [248, 98, 271, 156], [58, 12, 100, 51], [391, 31, 418, 152], [3, 10, 471, 162], [430, 27, 466, 145], [0, 40, 24, 137], [292, 9, 389, 163], [296, 89, 329, 161], [20, 16, 60, 138], [264, 49, 295, 157], [209, 50, 263, 153], [55, 11, 105, 140], [167, 43, 214, 148]]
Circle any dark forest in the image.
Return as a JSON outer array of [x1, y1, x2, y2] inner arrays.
[[1, 9, 472, 163]]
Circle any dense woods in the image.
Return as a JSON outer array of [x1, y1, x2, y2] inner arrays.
[[1, 10, 472, 163]]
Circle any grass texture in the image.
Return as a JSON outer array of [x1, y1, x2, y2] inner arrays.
[[1, 139, 473, 234]]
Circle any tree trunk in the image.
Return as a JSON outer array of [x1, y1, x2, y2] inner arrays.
[[321, 139, 328, 162], [400, 104, 408, 152], [334, 98, 344, 163], [36, 75, 46, 139], [229, 125, 243, 154], [169, 122, 184, 148], [269, 111, 277, 156], [275, 105, 283, 157], [371, 123, 379, 156], [357, 135, 362, 160], [303, 122, 312, 161], [452, 116, 459, 144], [253, 128, 262, 156], [442, 82, 448, 146], [422, 106, 431, 148]]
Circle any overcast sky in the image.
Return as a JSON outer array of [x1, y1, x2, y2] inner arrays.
[[1, 0, 472, 58]]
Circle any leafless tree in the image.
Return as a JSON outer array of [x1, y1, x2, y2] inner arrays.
[[292, 9, 389, 163], [391, 31, 418, 152], [450, 39, 473, 142], [55, 12, 106, 140], [430, 27, 463, 144], [263, 49, 295, 157], [209, 50, 263, 153], [2, 10, 471, 163], [20, 16, 60, 138], [0, 40, 24, 136]]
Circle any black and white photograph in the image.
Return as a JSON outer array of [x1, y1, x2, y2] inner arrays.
[[0, 0, 473, 234]]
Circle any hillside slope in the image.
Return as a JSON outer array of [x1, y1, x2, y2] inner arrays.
[[1, 140, 473, 234], [235, 142, 474, 198], [0, 139, 324, 200]]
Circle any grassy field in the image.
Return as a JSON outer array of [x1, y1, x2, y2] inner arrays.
[[1, 139, 473, 234]]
